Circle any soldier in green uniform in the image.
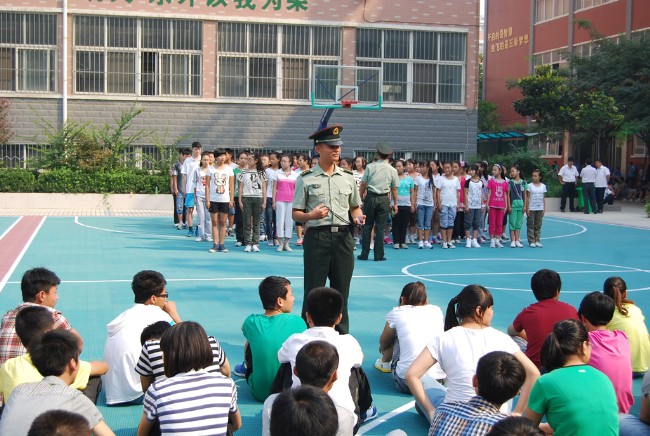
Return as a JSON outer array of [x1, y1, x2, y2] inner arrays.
[[292, 125, 365, 334], [357, 142, 399, 262]]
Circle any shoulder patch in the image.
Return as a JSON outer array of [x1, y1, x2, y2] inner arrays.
[[300, 169, 313, 177], [342, 168, 353, 175]]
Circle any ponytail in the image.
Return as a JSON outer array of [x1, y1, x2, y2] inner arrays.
[[444, 296, 460, 331], [603, 276, 633, 316], [540, 319, 588, 372]]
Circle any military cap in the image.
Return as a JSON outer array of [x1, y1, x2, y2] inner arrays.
[[309, 125, 343, 146], [376, 142, 393, 155]]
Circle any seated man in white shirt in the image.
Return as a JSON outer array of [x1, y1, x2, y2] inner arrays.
[[264, 340, 356, 436], [102, 270, 181, 405]]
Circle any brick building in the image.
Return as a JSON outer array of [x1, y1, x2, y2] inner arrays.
[[0, 0, 480, 166]]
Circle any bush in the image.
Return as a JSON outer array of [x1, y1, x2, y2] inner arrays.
[[0, 169, 37, 192]]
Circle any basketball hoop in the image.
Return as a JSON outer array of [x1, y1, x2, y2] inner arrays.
[[340, 100, 358, 109]]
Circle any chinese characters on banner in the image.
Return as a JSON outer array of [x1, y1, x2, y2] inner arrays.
[[87, 0, 308, 11], [487, 26, 529, 53]]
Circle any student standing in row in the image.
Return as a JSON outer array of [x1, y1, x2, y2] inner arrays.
[[487, 164, 509, 248], [436, 162, 460, 249], [463, 163, 484, 248], [414, 162, 438, 249], [273, 155, 298, 252], [193, 151, 213, 243], [239, 153, 267, 253], [526, 169, 546, 248], [507, 165, 527, 248], [207, 149, 235, 253], [392, 160, 416, 250]]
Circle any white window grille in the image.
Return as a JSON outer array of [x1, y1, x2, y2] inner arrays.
[[535, 0, 570, 23], [574, 0, 615, 12], [0, 13, 57, 93], [356, 29, 466, 105], [217, 23, 341, 100]]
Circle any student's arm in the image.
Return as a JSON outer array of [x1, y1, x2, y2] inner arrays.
[[512, 351, 540, 414], [410, 185, 417, 213], [436, 188, 441, 210], [238, 180, 244, 209], [89, 360, 109, 376], [204, 174, 210, 204], [358, 180, 368, 199], [378, 322, 396, 355], [137, 414, 154, 436], [92, 420, 116, 436], [506, 324, 527, 340], [170, 173, 177, 196], [405, 348, 438, 422], [162, 301, 181, 324], [640, 394, 650, 424], [220, 356, 232, 378], [455, 187, 460, 211], [140, 375, 152, 393], [391, 186, 398, 213], [262, 180, 268, 210], [272, 178, 278, 210], [229, 175, 235, 207], [464, 186, 470, 212], [228, 409, 242, 432], [523, 408, 543, 426], [525, 189, 530, 216]]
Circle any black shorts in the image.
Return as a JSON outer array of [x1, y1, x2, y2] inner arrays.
[[209, 202, 229, 214]]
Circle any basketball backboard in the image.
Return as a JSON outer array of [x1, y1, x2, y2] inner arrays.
[[311, 64, 382, 110]]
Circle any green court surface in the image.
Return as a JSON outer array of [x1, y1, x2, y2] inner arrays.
[[0, 215, 648, 435]]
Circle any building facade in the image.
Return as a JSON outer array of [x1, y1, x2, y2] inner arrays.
[[0, 0, 480, 166], [484, 0, 650, 168]]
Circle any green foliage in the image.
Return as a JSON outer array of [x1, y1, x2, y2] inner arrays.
[[478, 100, 501, 132], [95, 107, 152, 171], [573, 89, 624, 138], [0, 99, 13, 145], [0, 169, 37, 192]]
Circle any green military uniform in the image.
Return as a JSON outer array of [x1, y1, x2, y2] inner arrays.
[[358, 144, 399, 261], [292, 126, 361, 334]]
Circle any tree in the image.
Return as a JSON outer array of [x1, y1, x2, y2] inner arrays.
[[0, 99, 13, 145], [478, 100, 501, 132], [573, 90, 624, 159]]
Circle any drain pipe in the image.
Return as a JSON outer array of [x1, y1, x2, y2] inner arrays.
[[62, 0, 68, 125]]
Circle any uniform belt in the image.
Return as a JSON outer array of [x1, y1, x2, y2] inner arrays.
[[367, 191, 389, 196], [311, 225, 350, 233]]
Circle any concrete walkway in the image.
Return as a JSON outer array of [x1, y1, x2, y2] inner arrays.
[[545, 202, 650, 229]]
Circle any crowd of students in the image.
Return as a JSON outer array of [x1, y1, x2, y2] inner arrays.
[[0, 266, 648, 435]]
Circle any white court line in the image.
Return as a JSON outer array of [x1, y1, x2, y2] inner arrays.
[[74, 216, 188, 240], [541, 219, 587, 239], [357, 400, 415, 434], [0, 217, 22, 241], [0, 217, 46, 293]]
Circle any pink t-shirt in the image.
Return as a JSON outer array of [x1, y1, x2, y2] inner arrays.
[[588, 329, 634, 413], [275, 171, 298, 202], [487, 178, 509, 209]]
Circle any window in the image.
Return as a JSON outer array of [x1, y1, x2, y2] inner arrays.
[[74, 16, 202, 96], [0, 13, 57, 93], [217, 23, 341, 100], [574, 0, 615, 11], [356, 29, 466, 105], [532, 48, 568, 68], [531, 136, 562, 157], [632, 136, 647, 157], [535, 0, 569, 22]]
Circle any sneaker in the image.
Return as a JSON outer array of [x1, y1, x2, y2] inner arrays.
[[233, 362, 247, 378], [510, 241, 517, 248], [448, 242, 456, 249], [284, 242, 292, 252], [424, 241, 433, 249], [296, 238, 303, 246], [535, 242, 544, 248], [384, 236, 392, 244], [490, 239, 496, 248], [442, 242, 449, 249], [187, 228, 194, 237], [220, 244, 228, 253], [235, 241, 243, 247], [466, 239, 472, 248], [196, 236, 203, 242], [361, 405, 378, 423], [206, 235, 213, 242], [277, 244, 284, 252], [175, 223, 182, 230], [374, 358, 391, 373], [244, 245, 252, 252], [370, 243, 374, 250], [455, 238, 462, 244], [471, 239, 481, 248], [495, 240, 504, 248], [260, 235, 267, 242], [401, 243, 409, 249], [394, 243, 400, 249], [194, 228, 199, 237], [529, 243, 536, 248], [208, 245, 218, 253], [478, 236, 486, 244], [418, 240, 424, 249], [515, 240, 524, 248], [274, 239, 280, 246], [268, 241, 275, 247], [252, 244, 260, 252], [501, 234, 509, 240]]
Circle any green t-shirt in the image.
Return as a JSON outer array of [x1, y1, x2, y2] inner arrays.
[[242, 313, 306, 401], [528, 365, 618, 436]]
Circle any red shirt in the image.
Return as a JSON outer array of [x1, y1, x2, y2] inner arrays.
[[512, 299, 579, 368]]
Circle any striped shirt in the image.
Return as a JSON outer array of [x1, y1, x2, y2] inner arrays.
[[428, 396, 507, 436], [135, 336, 226, 382], [143, 370, 238, 435]]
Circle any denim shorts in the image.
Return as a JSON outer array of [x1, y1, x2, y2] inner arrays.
[[416, 205, 434, 230], [440, 205, 456, 229]]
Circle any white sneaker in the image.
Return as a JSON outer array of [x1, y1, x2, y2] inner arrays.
[[355, 237, 361, 245], [244, 245, 252, 252], [374, 358, 391, 373], [235, 241, 243, 247], [401, 243, 409, 249], [471, 239, 481, 248], [490, 239, 496, 248], [424, 241, 433, 249], [260, 235, 267, 242], [510, 241, 516, 248], [268, 241, 275, 247], [284, 242, 293, 252], [195, 236, 203, 242], [277, 244, 284, 252], [449, 242, 456, 249], [535, 242, 544, 248], [394, 243, 400, 249], [515, 240, 524, 248], [206, 235, 213, 242], [442, 242, 449, 249], [370, 243, 374, 250], [418, 240, 424, 249], [529, 242, 536, 248], [495, 240, 504, 248], [252, 244, 260, 252], [466, 239, 472, 248]]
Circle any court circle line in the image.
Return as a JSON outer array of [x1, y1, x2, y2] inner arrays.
[[540, 218, 587, 240], [401, 259, 650, 293]]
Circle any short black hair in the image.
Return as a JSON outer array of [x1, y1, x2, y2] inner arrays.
[[180, 148, 191, 156], [28, 410, 91, 436], [270, 385, 338, 436], [140, 320, 171, 345], [30, 330, 79, 377], [295, 341, 339, 389], [160, 321, 213, 378], [578, 292, 615, 326], [258, 276, 291, 310], [132, 270, 167, 304], [306, 288, 343, 327], [486, 416, 545, 436], [568, 157, 574, 162], [530, 269, 561, 301], [191, 141, 202, 149], [15, 306, 54, 349], [214, 148, 227, 157], [21, 268, 61, 302], [476, 351, 526, 406]]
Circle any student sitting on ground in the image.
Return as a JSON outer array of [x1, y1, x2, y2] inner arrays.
[[136, 320, 230, 393], [0, 268, 80, 365], [507, 269, 579, 369], [578, 291, 633, 413], [429, 351, 526, 436], [103, 270, 181, 405], [236, 276, 307, 401], [0, 330, 114, 436], [27, 410, 92, 436], [278, 287, 377, 426], [485, 416, 544, 436], [270, 385, 339, 436], [137, 321, 241, 436], [263, 341, 355, 436], [0, 306, 108, 406], [619, 371, 650, 435]]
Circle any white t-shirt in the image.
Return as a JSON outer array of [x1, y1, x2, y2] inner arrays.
[[278, 327, 363, 415], [558, 164, 579, 183], [238, 170, 267, 197], [595, 166, 610, 188], [464, 178, 484, 209], [527, 182, 547, 211], [386, 305, 445, 379], [265, 168, 278, 197], [426, 326, 520, 408], [193, 167, 213, 198], [415, 175, 438, 207], [210, 165, 234, 203], [182, 156, 200, 193], [439, 176, 461, 207], [352, 170, 364, 190], [580, 165, 597, 183]]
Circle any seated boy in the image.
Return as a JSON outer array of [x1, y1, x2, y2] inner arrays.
[[507, 269, 579, 369], [263, 340, 356, 436], [0, 268, 80, 365], [28, 410, 92, 436], [238, 276, 307, 401], [0, 306, 108, 406], [429, 351, 526, 435], [278, 287, 376, 425], [578, 292, 633, 413], [136, 320, 230, 393], [103, 270, 181, 405], [0, 330, 114, 435], [270, 385, 339, 436]]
